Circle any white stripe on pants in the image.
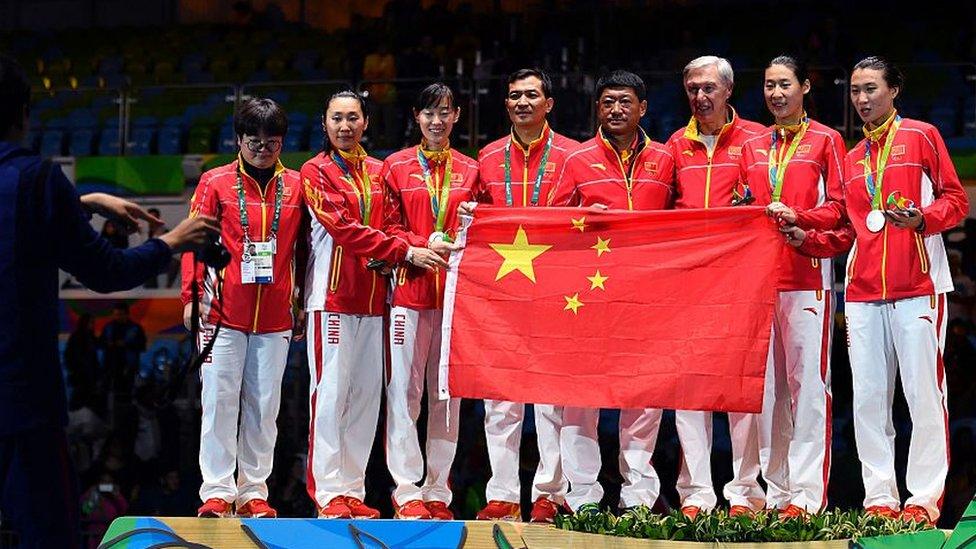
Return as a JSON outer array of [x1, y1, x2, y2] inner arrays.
[[847, 294, 949, 521], [675, 410, 764, 510], [484, 400, 566, 504], [386, 306, 460, 505], [560, 407, 662, 510], [198, 325, 290, 505], [758, 290, 834, 511], [306, 311, 383, 506]]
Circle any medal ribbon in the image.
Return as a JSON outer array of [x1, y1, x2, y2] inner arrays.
[[332, 146, 373, 226], [504, 128, 553, 207], [863, 112, 902, 211], [767, 117, 809, 203], [237, 168, 284, 245], [417, 146, 453, 233]]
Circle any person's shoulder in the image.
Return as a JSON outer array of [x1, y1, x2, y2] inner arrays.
[[551, 131, 581, 149], [383, 147, 417, 169], [666, 126, 688, 145], [807, 119, 843, 142], [200, 162, 237, 182], [735, 117, 767, 135], [451, 149, 478, 168], [300, 152, 329, 172], [478, 136, 508, 161]]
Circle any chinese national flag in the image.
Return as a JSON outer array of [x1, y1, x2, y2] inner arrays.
[[439, 206, 784, 413]]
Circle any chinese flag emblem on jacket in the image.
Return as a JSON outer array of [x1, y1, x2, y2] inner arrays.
[[438, 206, 784, 413]]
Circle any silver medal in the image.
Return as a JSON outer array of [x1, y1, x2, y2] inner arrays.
[[866, 209, 886, 233]]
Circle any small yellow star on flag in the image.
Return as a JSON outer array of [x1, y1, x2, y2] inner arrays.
[[591, 236, 611, 257], [587, 270, 608, 290], [563, 293, 584, 314], [489, 225, 552, 283], [571, 217, 586, 232]]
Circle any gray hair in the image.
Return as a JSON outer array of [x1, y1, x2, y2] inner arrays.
[[683, 55, 735, 87]]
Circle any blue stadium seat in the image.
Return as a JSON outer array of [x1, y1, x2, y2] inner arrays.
[[217, 124, 237, 154], [284, 125, 306, 151], [128, 128, 154, 155], [288, 111, 309, 127], [66, 108, 98, 129], [40, 130, 64, 157], [68, 129, 94, 156], [157, 126, 183, 155], [132, 115, 159, 128], [45, 117, 69, 130], [99, 127, 122, 156]]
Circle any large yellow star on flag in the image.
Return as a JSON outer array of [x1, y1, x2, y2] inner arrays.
[[564, 293, 584, 314], [587, 270, 608, 290], [591, 236, 611, 256], [489, 225, 552, 283], [571, 216, 587, 232]]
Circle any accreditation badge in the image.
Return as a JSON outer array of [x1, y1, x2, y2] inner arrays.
[[254, 241, 275, 284], [241, 246, 256, 284]]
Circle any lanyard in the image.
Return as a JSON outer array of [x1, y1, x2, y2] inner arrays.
[[332, 150, 373, 226], [767, 118, 809, 202], [237, 170, 284, 244], [504, 129, 553, 206], [863, 115, 902, 210], [416, 147, 453, 233]]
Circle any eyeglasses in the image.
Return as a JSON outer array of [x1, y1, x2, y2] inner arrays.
[[244, 138, 283, 153]]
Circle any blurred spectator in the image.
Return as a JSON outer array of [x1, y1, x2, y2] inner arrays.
[[100, 219, 129, 250], [99, 302, 146, 409], [80, 470, 128, 548], [949, 249, 976, 322], [65, 313, 101, 402], [66, 391, 110, 478], [272, 454, 315, 518], [130, 467, 195, 517]]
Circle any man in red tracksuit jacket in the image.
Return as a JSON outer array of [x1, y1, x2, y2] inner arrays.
[[181, 98, 305, 519], [664, 55, 767, 517], [468, 68, 580, 523], [548, 70, 675, 512]]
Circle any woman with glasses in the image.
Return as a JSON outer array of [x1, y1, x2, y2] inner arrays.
[[784, 56, 969, 526], [300, 90, 447, 519], [381, 82, 479, 520], [736, 55, 847, 518], [181, 98, 305, 519]]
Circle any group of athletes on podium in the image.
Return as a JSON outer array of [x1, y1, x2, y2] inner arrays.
[[181, 53, 968, 526]]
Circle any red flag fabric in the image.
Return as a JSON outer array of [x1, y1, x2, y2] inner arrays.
[[438, 206, 784, 413]]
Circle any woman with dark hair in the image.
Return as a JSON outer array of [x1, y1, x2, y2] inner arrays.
[[181, 97, 306, 519], [737, 55, 847, 517], [300, 90, 446, 519], [381, 83, 479, 520], [787, 56, 969, 525]]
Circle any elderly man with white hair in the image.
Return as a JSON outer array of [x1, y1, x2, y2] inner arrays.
[[665, 55, 767, 518]]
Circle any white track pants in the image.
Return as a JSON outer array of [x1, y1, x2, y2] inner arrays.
[[560, 407, 662, 510], [484, 400, 566, 504], [386, 307, 460, 505], [847, 294, 949, 521], [198, 325, 290, 505], [306, 312, 383, 506], [675, 410, 764, 510], [757, 290, 834, 512]]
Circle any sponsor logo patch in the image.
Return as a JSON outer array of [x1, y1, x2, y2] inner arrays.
[[797, 144, 812, 155], [545, 162, 556, 173], [728, 146, 742, 157], [644, 161, 658, 173], [891, 144, 906, 157]]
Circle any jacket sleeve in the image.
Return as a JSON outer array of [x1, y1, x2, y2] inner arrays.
[[795, 133, 847, 230], [180, 171, 219, 305], [546, 155, 580, 206], [795, 223, 856, 258], [473, 152, 492, 204], [301, 162, 410, 262], [380, 160, 428, 248], [51, 166, 172, 293], [919, 125, 969, 235]]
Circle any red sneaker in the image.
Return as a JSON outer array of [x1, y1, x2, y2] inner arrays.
[[530, 498, 561, 523], [865, 505, 900, 519], [777, 504, 807, 520], [343, 496, 381, 519], [729, 505, 753, 517], [476, 500, 521, 521], [394, 499, 432, 520], [318, 496, 353, 519], [237, 499, 277, 518], [426, 501, 454, 520], [901, 505, 935, 527], [197, 498, 233, 518], [680, 505, 701, 519]]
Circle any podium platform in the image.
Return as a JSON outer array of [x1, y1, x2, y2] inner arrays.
[[99, 517, 949, 548]]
